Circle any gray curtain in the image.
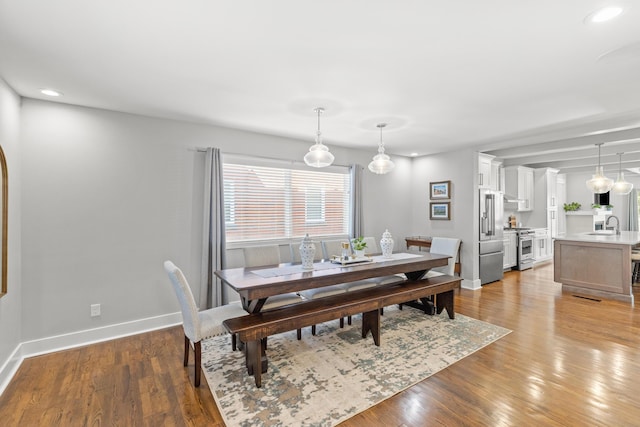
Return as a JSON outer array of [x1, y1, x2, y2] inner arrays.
[[627, 188, 638, 231], [200, 148, 227, 309], [349, 164, 364, 238]]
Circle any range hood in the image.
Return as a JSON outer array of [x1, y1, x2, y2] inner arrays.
[[503, 194, 523, 203]]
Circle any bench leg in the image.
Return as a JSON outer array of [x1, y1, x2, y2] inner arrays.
[[246, 339, 264, 388], [361, 309, 381, 346], [435, 290, 455, 319]]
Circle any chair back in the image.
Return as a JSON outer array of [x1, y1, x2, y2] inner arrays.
[[363, 236, 378, 253], [163, 261, 200, 341], [322, 239, 349, 259], [243, 245, 281, 267], [429, 237, 461, 276], [290, 241, 323, 263]]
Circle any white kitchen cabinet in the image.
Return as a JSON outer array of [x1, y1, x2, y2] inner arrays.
[[547, 208, 558, 241], [546, 169, 558, 209], [530, 168, 559, 239], [557, 174, 566, 237], [491, 160, 503, 192], [478, 153, 494, 189], [503, 231, 517, 269], [504, 166, 534, 212], [533, 228, 552, 263]]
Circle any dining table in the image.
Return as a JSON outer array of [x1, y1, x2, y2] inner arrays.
[[215, 251, 450, 313]]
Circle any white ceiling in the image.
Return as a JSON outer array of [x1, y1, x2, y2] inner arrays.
[[2, 1, 640, 173]]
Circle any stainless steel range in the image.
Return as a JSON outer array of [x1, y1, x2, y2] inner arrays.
[[513, 228, 534, 270]]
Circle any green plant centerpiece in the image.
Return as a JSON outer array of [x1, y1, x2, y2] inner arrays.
[[351, 236, 367, 256], [591, 203, 601, 209], [606, 204, 614, 210], [563, 202, 581, 212]]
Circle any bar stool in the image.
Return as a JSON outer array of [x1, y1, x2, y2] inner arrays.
[[632, 250, 640, 284]]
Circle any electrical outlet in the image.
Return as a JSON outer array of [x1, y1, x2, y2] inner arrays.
[[90, 304, 101, 317]]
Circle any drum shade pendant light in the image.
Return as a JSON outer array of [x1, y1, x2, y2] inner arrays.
[[368, 123, 395, 174], [304, 107, 334, 168], [585, 143, 613, 193], [612, 152, 633, 195]]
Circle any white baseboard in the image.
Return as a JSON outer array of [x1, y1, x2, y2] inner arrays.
[[0, 311, 182, 396], [462, 278, 482, 290]]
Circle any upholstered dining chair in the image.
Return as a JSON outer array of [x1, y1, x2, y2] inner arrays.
[[163, 260, 247, 387], [425, 237, 461, 277], [242, 245, 303, 340], [242, 245, 303, 310], [321, 239, 349, 260], [398, 237, 461, 313], [290, 241, 323, 263]]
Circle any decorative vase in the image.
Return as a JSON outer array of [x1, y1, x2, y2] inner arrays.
[[354, 249, 365, 258], [299, 234, 316, 270], [380, 229, 394, 258]]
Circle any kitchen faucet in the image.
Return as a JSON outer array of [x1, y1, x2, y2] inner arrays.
[[606, 215, 620, 235]]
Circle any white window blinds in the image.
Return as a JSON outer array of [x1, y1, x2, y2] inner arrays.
[[223, 157, 351, 243]]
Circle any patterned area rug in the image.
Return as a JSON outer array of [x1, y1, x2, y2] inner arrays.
[[201, 306, 510, 427]]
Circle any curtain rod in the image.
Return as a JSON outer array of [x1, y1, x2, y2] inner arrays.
[[193, 147, 351, 168]]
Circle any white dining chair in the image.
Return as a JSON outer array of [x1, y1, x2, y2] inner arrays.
[[426, 237, 461, 277], [290, 241, 323, 263], [242, 245, 303, 339], [242, 245, 303, 310], [163, 260, 248, 387], [321, 239, 349, 260]]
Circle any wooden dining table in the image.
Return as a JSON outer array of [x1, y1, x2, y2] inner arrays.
[[215, 251, 450, 313]]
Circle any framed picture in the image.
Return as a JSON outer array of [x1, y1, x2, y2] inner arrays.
[[430, 180, 451, 199], [430, 202, 450, 220]]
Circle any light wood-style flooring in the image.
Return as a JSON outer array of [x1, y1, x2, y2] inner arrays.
[[1, 263, 639, 426]]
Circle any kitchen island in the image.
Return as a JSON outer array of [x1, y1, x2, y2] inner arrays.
[[554, 231, 640, 304]]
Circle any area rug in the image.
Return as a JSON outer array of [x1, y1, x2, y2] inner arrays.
[[201, 306, 510, 427]]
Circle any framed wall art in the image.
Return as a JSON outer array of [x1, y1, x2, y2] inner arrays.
[[430, 180, 450, 199], [430, 202, 450, 220]]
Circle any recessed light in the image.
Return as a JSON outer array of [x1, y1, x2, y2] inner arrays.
[[40, 89, 62, 97], [586, 6, 623, 23], [410, 152, 418, 157]]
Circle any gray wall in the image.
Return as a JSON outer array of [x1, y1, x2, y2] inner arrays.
[[17, 99, 413, 343], [0, 78, 22, 384], [410, 149, 479, 288], [564, 171, 639, 230]]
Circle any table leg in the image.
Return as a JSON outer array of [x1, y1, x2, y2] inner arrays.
[[405, 269, 428, 281], [242, 297, 267, 314]]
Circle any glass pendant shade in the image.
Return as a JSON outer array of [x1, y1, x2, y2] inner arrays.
[[612, 153, 633, 195], [586, 166, 614, 193], [368, 123, 395, 174], [585, 144, 613, 193], [304, 107, 334, 168]]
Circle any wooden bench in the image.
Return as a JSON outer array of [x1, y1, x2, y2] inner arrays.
[[223, 274, 462, 387]]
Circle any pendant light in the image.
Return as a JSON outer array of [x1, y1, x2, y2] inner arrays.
[[368, 123, 395, 174], [612, 152, 633, 195], [304, 107, 334, 168], [585, 143, 613, 193]]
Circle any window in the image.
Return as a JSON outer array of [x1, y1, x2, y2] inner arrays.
[[224, 180, 236, 225], [223, 156, 351, 243], [305, 187, 326, 223]]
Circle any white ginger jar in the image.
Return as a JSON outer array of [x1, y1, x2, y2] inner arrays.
[[380, 229, 394, 258], [299, 234, 316, 270]]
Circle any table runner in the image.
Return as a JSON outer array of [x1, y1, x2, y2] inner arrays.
[[251, 252, 422, 278]]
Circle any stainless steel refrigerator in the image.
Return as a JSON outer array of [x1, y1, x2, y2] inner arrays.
[[479, 189, 504, 284]]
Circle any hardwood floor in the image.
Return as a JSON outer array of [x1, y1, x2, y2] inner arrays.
[[1, 263, 639, 426]]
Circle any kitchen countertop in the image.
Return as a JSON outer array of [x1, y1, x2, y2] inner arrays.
[[556, 231, 640, 245]]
